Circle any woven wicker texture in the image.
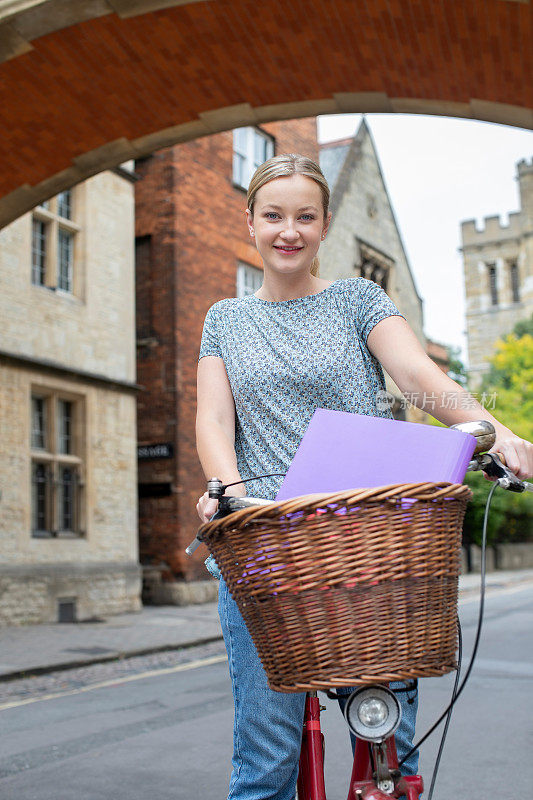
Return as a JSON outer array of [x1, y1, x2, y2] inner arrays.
[[199, 482, 471, 692]]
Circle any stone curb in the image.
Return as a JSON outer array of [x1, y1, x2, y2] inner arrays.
[[0, 635, 224, 683]]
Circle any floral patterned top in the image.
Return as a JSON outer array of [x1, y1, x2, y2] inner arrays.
[[198, 277, 403, 501]]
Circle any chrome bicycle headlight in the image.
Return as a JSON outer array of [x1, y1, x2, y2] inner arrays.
[[343, 686, 401, 743]]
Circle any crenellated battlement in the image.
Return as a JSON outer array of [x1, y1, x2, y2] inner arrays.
[[461, 211, 522, 245], [517, 157, 533, 174]]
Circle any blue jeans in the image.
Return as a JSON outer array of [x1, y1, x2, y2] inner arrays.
[[218, 577, 419, 800]]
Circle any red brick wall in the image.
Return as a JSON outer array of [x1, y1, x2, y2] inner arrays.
[[426, 339, 450, 374], [135, 118, 319, 581], [135, 150, 179, 577]]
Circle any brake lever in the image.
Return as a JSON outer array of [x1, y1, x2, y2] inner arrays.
[[186, 493, 272, 555], [185, 499, 231, 555], [469, 452, 525, 493]]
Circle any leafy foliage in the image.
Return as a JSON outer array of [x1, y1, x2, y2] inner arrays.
[[462, 318, 533, 545], [480, 332, 533, 441], [427, 320, 533, 545], [462, 472, 533, 547]]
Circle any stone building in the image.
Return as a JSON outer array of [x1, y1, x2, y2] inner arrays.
[[0, 169, 141, 625], [319, 120, 426, 422], [461, 158, 533, 387]]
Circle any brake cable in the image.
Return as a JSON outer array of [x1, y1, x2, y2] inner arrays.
[[399, 480, 498, 773], [213, 473, 286, 495], [426, 617, 463, 799]]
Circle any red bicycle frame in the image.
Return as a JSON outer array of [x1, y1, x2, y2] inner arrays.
[[297, 691, 424, 800]]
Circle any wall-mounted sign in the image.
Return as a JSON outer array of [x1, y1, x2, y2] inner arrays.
[[137, 442, 174, 460]]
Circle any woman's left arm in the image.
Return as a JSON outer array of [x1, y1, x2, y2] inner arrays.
[[367, 316, 533, 480]]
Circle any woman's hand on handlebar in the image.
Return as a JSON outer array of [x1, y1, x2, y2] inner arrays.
[[489, 429, 533, 481], [196, 492, 219, 523]]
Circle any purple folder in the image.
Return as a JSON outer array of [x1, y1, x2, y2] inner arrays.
[[275, 409, 476, 501]]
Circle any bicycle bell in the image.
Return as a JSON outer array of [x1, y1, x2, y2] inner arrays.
[[450, 420, 495, 454], [207, 477, 225, 500]]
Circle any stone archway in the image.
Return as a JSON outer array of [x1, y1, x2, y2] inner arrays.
[[0, 0, 531, 229]]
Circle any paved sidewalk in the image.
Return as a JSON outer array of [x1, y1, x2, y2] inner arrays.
[[1, 569, 532, 680], [0, 603, 221, 679]]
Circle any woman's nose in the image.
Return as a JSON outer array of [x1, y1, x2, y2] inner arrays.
[[280, 222, 299, 240]]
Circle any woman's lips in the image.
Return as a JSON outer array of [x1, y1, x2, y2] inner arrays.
[[274, 245, 303, 253]]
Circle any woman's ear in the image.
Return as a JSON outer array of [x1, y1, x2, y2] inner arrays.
[[245, 208, 255, 238]]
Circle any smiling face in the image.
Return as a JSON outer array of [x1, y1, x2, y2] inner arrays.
[[246, 174, 330, 276]]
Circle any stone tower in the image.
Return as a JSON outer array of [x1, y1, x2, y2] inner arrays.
[[461, 158, 533, 387]]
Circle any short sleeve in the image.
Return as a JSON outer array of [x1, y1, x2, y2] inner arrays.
[[198, 304, 223, 360], [355, 278, 404, 343]]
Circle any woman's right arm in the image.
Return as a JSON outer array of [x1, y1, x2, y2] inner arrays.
[[196, 355, 245, 522]]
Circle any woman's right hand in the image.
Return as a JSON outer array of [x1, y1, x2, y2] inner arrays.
[[196, 491, 219, 523]]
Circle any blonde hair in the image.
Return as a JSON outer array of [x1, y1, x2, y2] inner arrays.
[[247, 153, 330, 277]]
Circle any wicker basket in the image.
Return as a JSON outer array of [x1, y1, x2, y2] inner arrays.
[[199, 482, 471, 692]]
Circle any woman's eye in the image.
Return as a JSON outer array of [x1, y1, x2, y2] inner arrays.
[[265, 212, 279, 220], [300, 214, 315, 221]]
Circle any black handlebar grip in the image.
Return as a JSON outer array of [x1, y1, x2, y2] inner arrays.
[[478, 453, 525, 493]]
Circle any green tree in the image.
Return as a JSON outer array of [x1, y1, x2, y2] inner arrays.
[[426, 327, 533, 545], [480, 332, 533, 441], [462, 323, 533, 545], [462, 471, 533, 546]]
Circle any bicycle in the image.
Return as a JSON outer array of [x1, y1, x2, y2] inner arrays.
[[187, 420, 532, 800]]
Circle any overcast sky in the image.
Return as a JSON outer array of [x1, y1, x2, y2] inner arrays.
[[317, 114, 533, 363]]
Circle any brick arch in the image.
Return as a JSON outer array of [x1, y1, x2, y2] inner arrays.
[[0, 0, 531, 228]]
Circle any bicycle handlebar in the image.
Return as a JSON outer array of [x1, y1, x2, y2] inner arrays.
[[447, 421, 532, 493], [186, 421, 532, 554]]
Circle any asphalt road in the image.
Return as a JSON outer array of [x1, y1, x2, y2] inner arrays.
[[1, 583, 532, 800]]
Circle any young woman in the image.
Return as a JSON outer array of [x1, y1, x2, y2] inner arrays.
[[196, 153, 533, 800]]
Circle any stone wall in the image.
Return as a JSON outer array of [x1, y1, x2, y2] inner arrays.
[[467, 543, 533, 572], [0, 170, 140, 624], [0, 562, 141, 626]]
